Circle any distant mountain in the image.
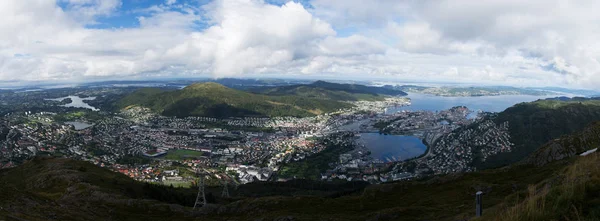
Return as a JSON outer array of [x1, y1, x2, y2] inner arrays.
[[528, 86, 599, 96], [207, 78, 312, 90], [117, 82, 352, 118], [391, 84, 428, 91], [397, 85, 554, 96], [544, 96, 577, 101], [248, 80, 406, 101], [544, 96, 600, 101], [309, 80, 407, 96]]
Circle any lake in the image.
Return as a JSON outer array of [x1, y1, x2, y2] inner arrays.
[[46, 96, 99, 111], [358, 133, 427, 162], [65, 121, 94, 130], [386, 93, 557, 113]]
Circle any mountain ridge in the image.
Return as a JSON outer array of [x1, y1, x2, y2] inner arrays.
[[117, 82, 354, 118], [248, 80, 407, 101]]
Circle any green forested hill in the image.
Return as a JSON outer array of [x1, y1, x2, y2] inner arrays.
[[248, 80, 406, 101], [117, 82, 353, 118], [478, 98, 600, 169], [250, 84, 385, 101]]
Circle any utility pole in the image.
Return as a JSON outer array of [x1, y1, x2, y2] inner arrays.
[[193, 174, 206, 209]]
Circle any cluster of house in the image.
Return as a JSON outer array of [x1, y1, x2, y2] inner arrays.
[[226, 164, 273, 184]]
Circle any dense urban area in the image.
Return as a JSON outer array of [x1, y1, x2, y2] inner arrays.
[[0, 83, 525, 189]]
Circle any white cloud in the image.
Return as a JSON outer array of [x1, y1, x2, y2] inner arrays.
[[0, 0, 599, 89], [0, 0, 336, 81], [310, 0, 408, 28], [318, 35, 385, 56], [389, 0, 600, 88], [59, 0, 122, 24], [199, 0, 335, 76]]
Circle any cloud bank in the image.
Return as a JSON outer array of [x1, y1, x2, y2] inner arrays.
[[0, 0, 599, 88]]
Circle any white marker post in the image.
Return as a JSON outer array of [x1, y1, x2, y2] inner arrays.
[[476, 191, 483, 217]]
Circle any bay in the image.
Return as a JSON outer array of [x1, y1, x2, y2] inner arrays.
[[358, 133, 427, 162], [386, 93, 557, 113], [45, 96, 99, 111]]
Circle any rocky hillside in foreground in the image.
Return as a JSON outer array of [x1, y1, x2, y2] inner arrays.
[[527, 121, 600, 166], [4, 153, 599, 221], [0, 157, 198, 221], [0, 157, 368, 221], [475, 98, 600, 169]]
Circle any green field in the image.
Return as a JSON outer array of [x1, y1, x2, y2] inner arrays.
[[159, 180, 192, 188], [164, 149, 207, 160]]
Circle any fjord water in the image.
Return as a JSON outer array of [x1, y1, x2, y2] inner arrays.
[[46, 96, 99, 111], [358, 133, 427, 162], [370, 93, 556, 162], [387, 93, 556, 113]]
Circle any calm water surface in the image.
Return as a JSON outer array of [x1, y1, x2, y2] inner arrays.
[[387, 93, 556, 113], [65, 121, 94, 130], [358, 133, 427, 162], [46, 96, 99, 111]]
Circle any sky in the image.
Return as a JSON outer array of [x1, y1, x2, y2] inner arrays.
[[1, 0, 600, 89]]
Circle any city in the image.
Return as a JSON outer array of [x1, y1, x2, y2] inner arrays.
[[0, 86, 520, 189]]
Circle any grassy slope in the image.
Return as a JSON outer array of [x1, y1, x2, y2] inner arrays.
[[2, 154, 599, 220], [527, 121, 600, 166], [0, 157, 369, 220], [117, 83, 353, 118], [220, 154, 600, 221], [477, 153, 600, 221], [212, 161, 569, 221], [0, 157, 197, 221]]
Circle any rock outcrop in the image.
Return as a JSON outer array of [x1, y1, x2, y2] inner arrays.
[[527, 121, 600, 166]]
